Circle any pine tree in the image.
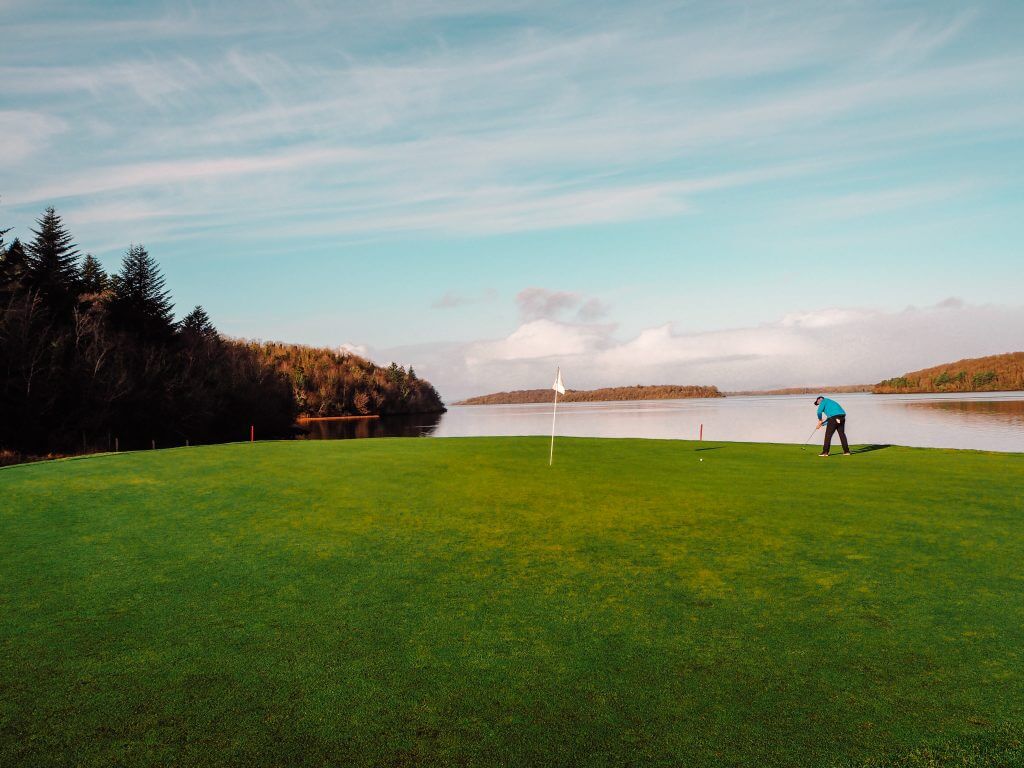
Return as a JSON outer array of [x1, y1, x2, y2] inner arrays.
[[79, 254, 109, 295], [109, 244, 176, 340], [0, 238, 28, 288], [181, 305, 217, 340], [25, 207, 81, 310]]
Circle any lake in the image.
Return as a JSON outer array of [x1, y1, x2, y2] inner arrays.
[[298, 392, 1024, 452]]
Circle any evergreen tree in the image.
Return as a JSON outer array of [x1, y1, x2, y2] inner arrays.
[[181, 305, 217, 340], [0, 238, 28, 289], [109, 244, 175, 340], [79, 254, 109, 295], [25, 207, 81, 310]]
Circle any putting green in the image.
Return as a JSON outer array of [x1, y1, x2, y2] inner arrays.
[[1, 438, 1022, 767]]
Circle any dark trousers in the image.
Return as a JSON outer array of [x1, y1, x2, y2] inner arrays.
[[823, 415, 849, 454]]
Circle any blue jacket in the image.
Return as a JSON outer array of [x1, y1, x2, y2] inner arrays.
[[816, 397, 846, 421]]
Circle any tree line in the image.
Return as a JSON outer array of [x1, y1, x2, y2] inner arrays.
[[726, 385, 873, 396], [1, 207, 443, 460], [874, 352, 1024, 394], [456, 384, 722, 405]]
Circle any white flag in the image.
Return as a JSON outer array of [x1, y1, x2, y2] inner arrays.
[[549, 367, 565, 466], [552, 367, 566, 395]]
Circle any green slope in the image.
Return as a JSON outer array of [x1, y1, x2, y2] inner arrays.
[[1, 438, 1023, 767]]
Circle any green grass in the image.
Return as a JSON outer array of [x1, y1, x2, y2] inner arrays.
[[1, 438, 1023, 767]]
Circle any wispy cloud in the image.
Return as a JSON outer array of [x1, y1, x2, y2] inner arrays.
[[0, 111, 67, 165], [871, 9, 978, 66], [11, 146, 367, 205], [517, 287, 610, 323], [810, 182, 979, 220], [432, 292, 472, 310], [3, 1, 1018, 248]]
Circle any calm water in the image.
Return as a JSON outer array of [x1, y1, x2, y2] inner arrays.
[[299, 392, 1024, 452]]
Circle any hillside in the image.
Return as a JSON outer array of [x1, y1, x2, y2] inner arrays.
[[875, 351, 1024, 394], [251, 341, 444, 417], [455, 384, 722, 405]]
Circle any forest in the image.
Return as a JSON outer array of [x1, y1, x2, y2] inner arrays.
[[1, 208, 443, 461], [456, 384, 722, 405], [874, 352, 1024, 394]]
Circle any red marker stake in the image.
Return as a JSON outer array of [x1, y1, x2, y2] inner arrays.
[[699, 423, 703, 441], [250, 425, 255, 443]]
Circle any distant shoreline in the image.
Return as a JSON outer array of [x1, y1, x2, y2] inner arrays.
[[725, 385, 874, 396], [455, 384, 722, 406]]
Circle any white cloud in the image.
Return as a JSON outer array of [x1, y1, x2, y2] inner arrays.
[[779, 308, 876, 328], [596, 323, 812, 370], [376, 299, 1024, 400], [338, 342, 370, 358], [466, 319, 609, 364]]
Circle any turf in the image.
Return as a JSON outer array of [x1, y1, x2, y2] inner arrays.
[[1, 438, 1023, 767]]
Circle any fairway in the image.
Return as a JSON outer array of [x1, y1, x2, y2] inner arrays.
[[2, 438, 1023, 767]]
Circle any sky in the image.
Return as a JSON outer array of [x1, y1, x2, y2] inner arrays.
[[2, 0, 1023, 399]]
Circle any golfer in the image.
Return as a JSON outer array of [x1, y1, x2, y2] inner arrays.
[[814, 395, 850, 457]]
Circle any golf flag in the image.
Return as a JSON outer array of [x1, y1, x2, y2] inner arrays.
[[550, 367, 565, 466], [552, 368, 566, 395]]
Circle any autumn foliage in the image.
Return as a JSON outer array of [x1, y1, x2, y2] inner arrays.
[[874, 352, 1024, 393], [251, 342, 443, 418]]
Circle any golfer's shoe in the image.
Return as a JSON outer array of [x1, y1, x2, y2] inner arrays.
[[817, 453, 829, 457], [843, 452, 852, 456]]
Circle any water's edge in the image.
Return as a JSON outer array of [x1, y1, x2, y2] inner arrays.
[[298, 392, 1023, 453]]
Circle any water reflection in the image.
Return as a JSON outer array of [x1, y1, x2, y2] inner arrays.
[[293, 393, 1024, 452], [430, 392, 1024, 452], [898, 397, 1024, 426], [297, 412, 442, 440]]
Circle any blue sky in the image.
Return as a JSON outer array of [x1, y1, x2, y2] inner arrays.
[[2, 0, 1023, 397]]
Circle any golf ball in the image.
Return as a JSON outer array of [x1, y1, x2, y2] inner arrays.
[[699, 458, 703, 462]]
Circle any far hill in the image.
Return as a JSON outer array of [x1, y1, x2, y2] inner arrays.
[[875, 351, 1024, 394], [455, 384, 722, 405], [727, 385, 873, 396]]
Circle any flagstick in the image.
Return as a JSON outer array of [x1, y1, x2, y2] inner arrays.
[[549, 387, 559, 466]]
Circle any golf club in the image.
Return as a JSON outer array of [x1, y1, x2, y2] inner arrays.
[[800, 424, 820, 451]]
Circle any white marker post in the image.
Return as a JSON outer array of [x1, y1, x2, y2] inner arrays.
[[550, 367, 566, 466]]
